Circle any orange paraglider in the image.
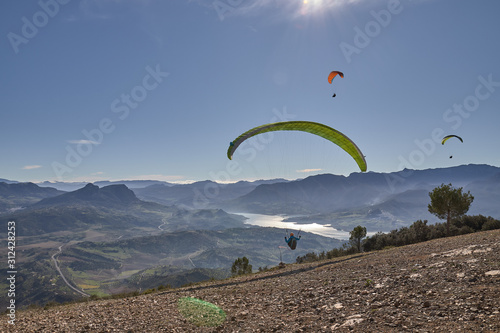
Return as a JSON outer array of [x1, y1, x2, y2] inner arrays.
[[328, 71, 344, 97]]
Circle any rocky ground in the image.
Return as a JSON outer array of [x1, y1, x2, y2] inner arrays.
[[3, 229, 500, 332]]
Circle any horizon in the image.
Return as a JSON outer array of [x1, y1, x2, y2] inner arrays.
[[2, 162, 498, 186], [2, 1, 500, 184]]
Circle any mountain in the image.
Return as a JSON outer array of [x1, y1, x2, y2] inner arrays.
[[133, 179, 289, 208], [94, 180, 172, 188], [0, 178, 17, 184], [34, 183, 140, 208], [36, 181, 91, 192], [382, 164, 500, 191], [221, 164, 500, 230], [1, 183, 246, 236], [222, 173, 389, 215], [464, 172, 500, 218], [0, 182, 63, 213], [36, 180, 172, 192], [2, 164, 499, 235]]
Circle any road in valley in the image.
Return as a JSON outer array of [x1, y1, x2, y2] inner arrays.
[[51, 245, 90, 298]]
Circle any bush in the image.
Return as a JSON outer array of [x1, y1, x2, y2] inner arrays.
[[482, 217, 500, 231], [231, 257, 252, 276]]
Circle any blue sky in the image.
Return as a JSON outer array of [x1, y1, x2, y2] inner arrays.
[[1, 0, 500, 183]]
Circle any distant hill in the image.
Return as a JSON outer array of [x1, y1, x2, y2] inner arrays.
[[0, 183, 246, 236], [220, 164, 500, 231], [2, 164, 499, 234], [94, 180, 172, 189], [0, 178, 17, 184], [36, 179, 171, 192], [133, 179, 289, 208], [34, 183, 140, 208], [0, 182, 63, 213]]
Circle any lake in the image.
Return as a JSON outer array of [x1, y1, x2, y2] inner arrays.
[[240, 213, 352, 240]]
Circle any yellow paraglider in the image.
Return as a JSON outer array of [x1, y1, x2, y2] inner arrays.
[[227, 121, 367, 172], [441, 135, 463, 145]]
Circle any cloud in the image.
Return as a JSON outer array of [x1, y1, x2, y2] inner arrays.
[[22, 165, 42, 170], [67, 139, 100, 145], [118, 174, 189, 183], [296, 168, 322, 173]]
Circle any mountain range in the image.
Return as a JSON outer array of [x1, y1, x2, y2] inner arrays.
[[133, 164, 500, 231], [2, 164, 499, 234], [0, 182, 248, 237], [1, 164, 499, 308]]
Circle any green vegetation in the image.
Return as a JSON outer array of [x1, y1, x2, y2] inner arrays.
[[364, 215, 500, 252], [428, 183, 474, 235], [297, 215, 500, 264], [231, 257, 252, 276], [349, 225, 367, 252]]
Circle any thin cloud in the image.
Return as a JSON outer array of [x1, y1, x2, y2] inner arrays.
[[297, 168, 322, 173], [119, 174, 188, 182], [67, 139, 100, 145], [22, 165, 42, 170]]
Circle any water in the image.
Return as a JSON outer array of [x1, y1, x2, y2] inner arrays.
[[241, 213, 352, 240]]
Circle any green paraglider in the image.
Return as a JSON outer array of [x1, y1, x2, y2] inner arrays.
[[227, 121, 367, 172]]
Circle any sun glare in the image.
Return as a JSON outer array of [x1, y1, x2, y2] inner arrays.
[[298, 0, 337, 17]]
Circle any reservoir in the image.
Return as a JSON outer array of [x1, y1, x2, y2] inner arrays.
[[241, 213, 352, 240]]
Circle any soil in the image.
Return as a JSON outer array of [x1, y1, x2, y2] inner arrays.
[[3, 229, 499, 332]]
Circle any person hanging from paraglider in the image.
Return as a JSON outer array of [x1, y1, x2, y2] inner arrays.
[[285, 232, 301, 250]]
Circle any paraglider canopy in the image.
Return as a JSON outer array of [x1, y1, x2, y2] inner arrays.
[[441, 135, 463, 145], [328, 71, 344, 83], [227, 121, 367, 172]]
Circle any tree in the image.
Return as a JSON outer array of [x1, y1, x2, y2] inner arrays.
[[231, 257, 252, 276], [349, 225, 367, 252], [409, 220, 430, 243], [428, 183, 474, 236]]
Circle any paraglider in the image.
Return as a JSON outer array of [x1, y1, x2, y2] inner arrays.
[[227, 121, 367, 172], [441, 135, 463, 145], [285, 232, 301, 250], [328, 71, 344, 97], [442, 135, 463, 159]]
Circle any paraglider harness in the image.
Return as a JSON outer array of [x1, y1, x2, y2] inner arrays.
[[285, 229, 301, 250]]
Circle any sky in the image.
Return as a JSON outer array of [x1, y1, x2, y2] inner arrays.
[[1, 0, 500, 184]]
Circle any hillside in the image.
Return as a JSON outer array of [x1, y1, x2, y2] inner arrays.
[[0, 182, 63, 213], [223, 164, 500, 231], [0, 183, 247, 237], [5, 230, 499, 332]]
